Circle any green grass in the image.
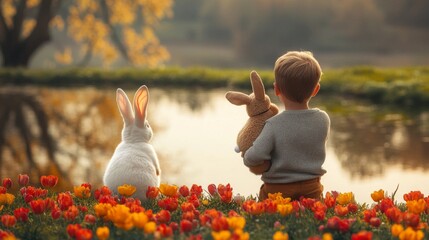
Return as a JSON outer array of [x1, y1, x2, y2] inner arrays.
[[1, 66, 428, 106]]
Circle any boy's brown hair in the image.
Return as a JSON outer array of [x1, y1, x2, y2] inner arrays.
[[274, 51, 322, 103]]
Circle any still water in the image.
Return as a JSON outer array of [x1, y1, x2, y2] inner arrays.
[[1, 86, 428, 203]]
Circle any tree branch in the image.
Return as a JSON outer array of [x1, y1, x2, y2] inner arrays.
[[99, 0, 132, 64], [9, 0, 27, 43], [0, 0, 10, 44]]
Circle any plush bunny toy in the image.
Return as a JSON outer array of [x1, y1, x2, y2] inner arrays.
[[103, 85, 161, 201], [226, 71, 279, 157]]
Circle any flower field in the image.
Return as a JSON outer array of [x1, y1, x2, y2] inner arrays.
[[0, 175, 428, 239]]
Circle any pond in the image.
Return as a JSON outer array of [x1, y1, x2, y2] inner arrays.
[[1, 86, 428, 204]]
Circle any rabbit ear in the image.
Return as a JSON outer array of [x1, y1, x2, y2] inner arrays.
[[250, 70, 266, 101], [133, 85, 149, 128], [116, 88, 134, 126], [225, 91, 251, 105]]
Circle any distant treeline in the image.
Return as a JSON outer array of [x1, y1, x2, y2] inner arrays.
[[1, 66, 428, 107], [161, 0, 429, 65]]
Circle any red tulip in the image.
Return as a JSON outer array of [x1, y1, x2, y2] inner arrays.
[[351, 231, 373, 240], [2, 178, 12, 189], [40, 175, 58, 188], [182, 211, 195, 221], [80, 182, 92, 190], [363, 209, 377, 223], [66, 224, 81, 238], [155, 210, 171, 224], [94, 186, 112, 200], [181, 202, 196, 212], [18, 174, 29, 186], [369, 217, 381, 228], [1, 215, 16, 227], [179, 185, 190, 197], [208, 184, 217, 196], [13, 208, 30, 222], [146, 186, 159, 199], [63, 206, 79, 221], [385, 207, 403, 223], [57, 192, 74, 211], [75, 228, 93, 240], [51, 206, 61, 220], [157, 224, 173, 238], [180, 219, 193, 233], [190, 184, 203, 197], [158, 197, 178, 211], [403, 212, 420, 228], [30, 199, 46, 214], [84, 214, 96, 224], [169, 222, 179, 232], [211, 216, 229, 231]]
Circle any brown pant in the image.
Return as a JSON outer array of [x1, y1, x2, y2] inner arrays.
[[259, 177, 323, 201]]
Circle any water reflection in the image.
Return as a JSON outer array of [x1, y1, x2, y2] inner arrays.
[[324, 98, 429, 179], [0, 86, 427, 203]]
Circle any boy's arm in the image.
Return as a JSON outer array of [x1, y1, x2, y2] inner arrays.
[[248, 160, 271, 175], [243, 122, 274, 174]]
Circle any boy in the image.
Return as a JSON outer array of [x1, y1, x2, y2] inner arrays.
[[243, 51, 330, 201]]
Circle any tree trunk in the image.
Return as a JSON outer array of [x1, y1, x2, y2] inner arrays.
[[0, 0, 55, 67]]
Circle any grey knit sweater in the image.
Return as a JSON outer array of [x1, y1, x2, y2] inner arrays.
[[243, 108, 330, 183]]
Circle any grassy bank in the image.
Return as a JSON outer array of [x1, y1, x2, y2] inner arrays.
[[1, 66, 428, 106]]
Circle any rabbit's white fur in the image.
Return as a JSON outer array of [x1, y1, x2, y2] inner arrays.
[[103, 85, 161, 201]]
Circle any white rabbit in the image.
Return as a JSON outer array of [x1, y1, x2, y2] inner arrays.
[[103, 85, 161, 201]]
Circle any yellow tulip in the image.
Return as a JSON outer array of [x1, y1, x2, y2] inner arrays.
[[277, 203, 293, 216], [370, 189, 385, 202], [96, 226, 110, 240], [273, 231, 289, 240], [336, 192, 354, 205], [399, 227, 424, 240], [212, 230, 231, 240], [94, 203, 112, 220], [233, 229, 250, 240], [117, 184, 136, 197], [107, 205, 133, 230], [159, 183, 178, 197], [0, 193, 15, 205], [73, 186, 91, 199], [227, 216, 246, 230], [132, 212, 149, 229], [406, 199, 426, 215], [322, 233, 333, 240], [144, 221, 157, 234], [391, 224, 404, 237]]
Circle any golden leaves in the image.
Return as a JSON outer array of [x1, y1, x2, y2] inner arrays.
[[22, 19, 36, 38], [26, 0, 41, 8], [54, 48, 73, 65], [2, 0, 16, 27], [2, 0, 172, 66], [50, 16, 64, 31], [123, 27, 170, 67]]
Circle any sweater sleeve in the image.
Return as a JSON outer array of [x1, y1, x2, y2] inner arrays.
[[243, 122, 274, 167]]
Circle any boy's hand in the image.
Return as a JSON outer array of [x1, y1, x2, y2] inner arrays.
[[248, 160, 271, 175]]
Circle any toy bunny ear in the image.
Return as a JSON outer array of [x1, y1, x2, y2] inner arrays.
[[116, 88, 134, 126], [250, 71, 266, 101], [225, 91, 251, 105], [133, 85, 149, 128]]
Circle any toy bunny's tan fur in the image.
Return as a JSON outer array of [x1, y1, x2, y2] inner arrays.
[[226, 71, 279, 159]]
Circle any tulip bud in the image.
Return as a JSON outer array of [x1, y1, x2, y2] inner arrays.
[[18, 174, 29, 186], [2, 178, 12, 189]]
